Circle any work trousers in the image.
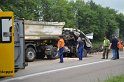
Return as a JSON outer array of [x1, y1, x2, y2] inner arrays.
[[112, 49, 117, 59], [58, 47, 64, 63], [78, 46, 84, 60], [117, 48, 119, 59], [102, 46, 109, 59]]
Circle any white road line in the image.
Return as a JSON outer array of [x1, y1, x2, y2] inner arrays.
[[2, 56, 124, 82], [1, 60, 111, 82]]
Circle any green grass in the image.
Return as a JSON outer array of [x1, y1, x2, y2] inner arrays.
[[104, 75, 124, 82]]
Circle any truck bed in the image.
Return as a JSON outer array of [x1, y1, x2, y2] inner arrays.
[[24, 20, 65, 40]]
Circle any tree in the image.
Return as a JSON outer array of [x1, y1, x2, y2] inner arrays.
[[0, 0, 41, 20], [116, 13, 124, 39], [1, 0, 124, 41]]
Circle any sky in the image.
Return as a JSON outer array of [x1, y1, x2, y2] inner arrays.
[[84, 0, 124, 14]]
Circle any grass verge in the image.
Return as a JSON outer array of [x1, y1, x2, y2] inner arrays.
[[104, 75, 124, 82]]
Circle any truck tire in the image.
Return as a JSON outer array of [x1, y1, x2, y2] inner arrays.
[[46, 50, 57, 59], [45, 46, 57, 59], [25, 47, 36, 62]]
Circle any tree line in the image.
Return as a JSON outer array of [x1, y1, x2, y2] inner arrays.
[[0, 0, 124, 40]]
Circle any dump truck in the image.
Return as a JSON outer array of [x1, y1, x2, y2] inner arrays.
[[18, 20, 92, 62], [24, 20, 65, 62]]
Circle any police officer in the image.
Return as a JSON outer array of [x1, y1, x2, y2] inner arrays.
[[77, 36, 84, 60], [57, 35, 65, 63]]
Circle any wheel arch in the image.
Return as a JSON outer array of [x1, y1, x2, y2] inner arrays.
[[25, 43, 37, 52]]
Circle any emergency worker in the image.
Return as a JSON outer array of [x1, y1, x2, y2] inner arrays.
[[110, 35, 118, 60], [102, 36, 110, 59], [57, 35, 65, 63], [77, 36, 84, 60], [116, 39, 123, 59]]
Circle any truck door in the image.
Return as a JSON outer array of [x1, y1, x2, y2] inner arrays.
[[0, 12, 15, 77], [14, 19, 26, 69]]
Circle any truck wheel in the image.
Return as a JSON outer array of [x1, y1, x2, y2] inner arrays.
[[83, 49, 87, 57], [45, 46, 57, 59], [46, 51, 57, 59], [25, 47, 36, 62]]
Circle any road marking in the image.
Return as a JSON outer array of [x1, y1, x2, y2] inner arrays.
[[1, 60, 111, 82], [2, 57, 124, 82]]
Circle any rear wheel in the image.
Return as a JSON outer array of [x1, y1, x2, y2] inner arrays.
[[46, 50, 57, 59], [45, 46, 57, 59], [25, 47, 36, 62]]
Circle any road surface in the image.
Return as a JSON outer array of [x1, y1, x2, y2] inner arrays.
[[0, 51, 124, 82]]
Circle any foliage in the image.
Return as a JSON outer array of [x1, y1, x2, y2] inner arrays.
[[0, 0, 41, 20], [90, 40, 103, 53], [0, 0, 124, 40], [116, 13, 124, 40], [104, 75, 124, 82]]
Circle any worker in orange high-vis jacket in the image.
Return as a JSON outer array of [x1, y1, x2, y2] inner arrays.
[[57, 35, 65, 63]]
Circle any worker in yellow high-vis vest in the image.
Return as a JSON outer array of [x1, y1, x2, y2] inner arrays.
[[102, 36, 110, 59]]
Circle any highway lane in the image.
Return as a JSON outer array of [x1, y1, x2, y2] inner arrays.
[[1, 51, 124, 82]]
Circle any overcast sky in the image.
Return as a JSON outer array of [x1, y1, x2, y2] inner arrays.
[[84, 0, 124, 14]]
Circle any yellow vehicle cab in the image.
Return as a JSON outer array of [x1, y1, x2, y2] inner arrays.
[[0, 12, 15, 77]]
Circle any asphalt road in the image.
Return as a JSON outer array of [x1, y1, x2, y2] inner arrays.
[[1, 51, 124, 82]]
